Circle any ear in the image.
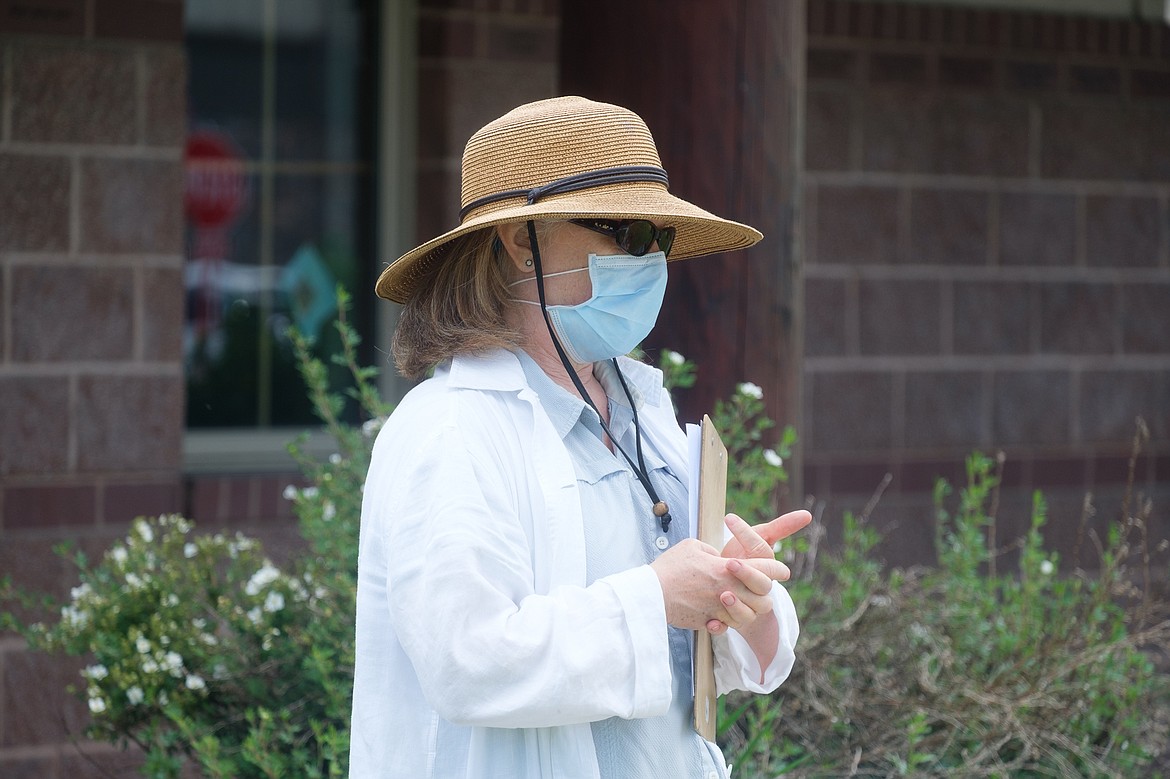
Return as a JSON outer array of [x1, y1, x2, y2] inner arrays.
[[495, 223, 533, 274]]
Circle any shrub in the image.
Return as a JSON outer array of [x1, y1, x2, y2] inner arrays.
[[719, 445, 1170, 777]]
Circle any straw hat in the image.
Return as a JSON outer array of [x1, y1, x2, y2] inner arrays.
[[376, 95, 763, 304]]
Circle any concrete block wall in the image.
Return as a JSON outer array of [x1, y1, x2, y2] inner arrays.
[[802, 0, 1170, 567], [416, 0, 560, 244], [0, 1, 186, 775]]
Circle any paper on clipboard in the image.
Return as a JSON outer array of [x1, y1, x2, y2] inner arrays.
[[686, 414, 727, 742]]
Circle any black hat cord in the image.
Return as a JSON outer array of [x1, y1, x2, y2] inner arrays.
[[525, 220, 672, 533]]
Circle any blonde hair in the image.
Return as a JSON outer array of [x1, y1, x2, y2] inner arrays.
[[392, 227, 518, 379]]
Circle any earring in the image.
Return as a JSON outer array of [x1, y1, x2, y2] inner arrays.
[[524, 258, 533, 267]]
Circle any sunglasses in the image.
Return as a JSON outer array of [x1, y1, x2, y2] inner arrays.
[[569, 219, 676, 258]]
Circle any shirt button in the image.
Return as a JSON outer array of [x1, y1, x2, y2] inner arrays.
[[707, 772, 719, 779], [654, 535, 669, 550]]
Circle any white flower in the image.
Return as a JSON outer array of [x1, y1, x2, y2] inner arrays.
[[245, 562, 281, 596], [321, 501, 336, 522], [126, 686, 145, 705], [70, 583, 93, 601], [142, 658, 159, 674], [264, 591, 285, 613], [361, 417, 384, 438], [282, 485, 298, 501], [247, 606, 263, 625], [201, 632, 219, 647], [162, 651, 184, 676], [737, 382, 763, 400], [163, 593, 179, 608], [84, 664, 108, 681], [1040, 560, 1055, 575], [136, 636, 151, 655], [212, 663, 228, 681], [185, 674, 206, 691], [183, 543, 198, 559], [192, 618, 206, 630], [61, 605, 88, 628], [329, 453, 342, 465], [158, 691, 169, 706], [135, 521, 154, 544], [124, 573, 145, 590], [763, 449, 783, 468], [302, 487, 319, 499], [88, 695, 107, 714], [110, 546, 128, 565]]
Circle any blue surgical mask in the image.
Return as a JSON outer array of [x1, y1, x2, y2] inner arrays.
[[510, 252, 668, 363]]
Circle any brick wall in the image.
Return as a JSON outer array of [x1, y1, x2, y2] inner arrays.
[[0, 1, 186, 775], [802, 0, 1170, 566], [416, 0, 560, 244]]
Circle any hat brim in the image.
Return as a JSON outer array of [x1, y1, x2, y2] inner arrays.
[[375, 183, 763, 304]]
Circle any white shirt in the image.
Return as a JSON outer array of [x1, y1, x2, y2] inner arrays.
[[349, 349, 799, 778]]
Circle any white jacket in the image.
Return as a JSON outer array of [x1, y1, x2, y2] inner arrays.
[[349, 349, 798, 778]]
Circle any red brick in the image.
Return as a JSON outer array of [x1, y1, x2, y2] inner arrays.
[[415, 167, 458, 244], [142, 45, 187, 147], [1085, 196, 1160, 267], [910, 188, 988, 265], [419, 15, 476, 59], [141, 267, 183, 361], [0, 154, 71, 252], [863, 92, 1029, 176], [93, 0, 183, 42], [442, 63, 556, 162], [1081, 369, 1165, 442], [804, 277, 847, 357], [993, 370, 1072, 446], [807, 47, 858, 82], [814, 185, 899, 264], [76, 375, 182, 472], [1041, 103, 1143, 181], [11, 42, 137, 145], [900, 457, 966, 492], [11, 266, 134, 362], [485, 18, 557, 63], [80, 157, 183, 254], [859, 279, 942, 355], [998, 192, 1076, 266], [0, 535, 71, 629], [0, 0, 83, 36], [805, 89, 851, 172], [187, 476, 224, 525], [0, 754, 59, 779], [953, 280, 1032, 355], [0, 650, 87, 747], [1132, 69, 1170, 100], [1069, 64, 1121, 95], [1030, 456, 1092, 489], [4, 484, 97, 529], [102, 481, 181, 524], [1038, 282, 1117, 355], [0, 377, 70, 475], [59, 745, 147, 778], [938, 56, 995, 90], [868, 52, 927, 85], [808, 371, 893, 452], [1120, 283, 1170, 355], [1005, 60, 1057, 91], [904, 371, 984, 450]]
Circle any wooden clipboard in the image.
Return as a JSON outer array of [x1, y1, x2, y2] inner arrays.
[[693, 414, 727, 741]]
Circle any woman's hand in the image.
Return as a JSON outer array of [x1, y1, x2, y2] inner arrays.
[[649, 539, 790, 632], [721, 510, 812, 560]]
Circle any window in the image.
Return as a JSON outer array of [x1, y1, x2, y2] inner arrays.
[[184, 0, 376, 431]]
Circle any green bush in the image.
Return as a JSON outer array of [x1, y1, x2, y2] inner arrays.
[[3, 319, 1166, 778], [719, 448, 1170, 777]]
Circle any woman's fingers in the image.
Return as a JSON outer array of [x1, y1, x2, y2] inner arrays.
[[753, 510, 812, 546], [725, 557, 781, 596], [724, 513, 774, 559]]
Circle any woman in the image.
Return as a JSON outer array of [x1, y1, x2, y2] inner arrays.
[[350, 96, 810, 778]]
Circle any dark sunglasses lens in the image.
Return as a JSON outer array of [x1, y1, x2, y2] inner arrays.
[[658, 226, 676, 257], [620, 220, 657, 256]]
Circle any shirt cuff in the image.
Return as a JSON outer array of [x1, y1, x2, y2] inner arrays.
[[599, 564, 673, 718], [713, 583, 799, 695]]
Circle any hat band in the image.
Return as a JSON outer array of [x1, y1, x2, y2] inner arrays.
[[458, 165, 669, 221]]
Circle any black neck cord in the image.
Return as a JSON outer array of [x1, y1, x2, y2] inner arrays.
[[526, 221, 672, 533]]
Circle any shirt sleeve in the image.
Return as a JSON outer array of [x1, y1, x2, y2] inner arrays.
[[712, 582, 799, 695], [374, 411, 673, 729]]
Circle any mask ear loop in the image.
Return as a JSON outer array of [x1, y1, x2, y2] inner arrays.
[[527, 221, 672, 532]]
